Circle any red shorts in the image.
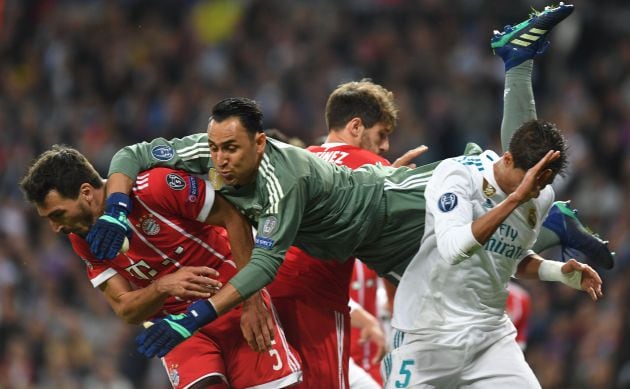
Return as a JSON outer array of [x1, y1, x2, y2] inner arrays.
[[270, 296, 350, 389], [162, 290, 302, 389]]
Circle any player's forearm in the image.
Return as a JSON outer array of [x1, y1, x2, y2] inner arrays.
[[471, 193, 522, 244], [350, 304, 380, 329], [515, 254, 543, 279], [106, 173, 134, 197], [107, 283, 169, 325], [209, 283, 246, 315]]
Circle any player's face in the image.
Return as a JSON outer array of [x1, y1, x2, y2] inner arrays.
[[359, 122, 392, 155], [207, 117, 266, 186], [36, 189, 96, 236]]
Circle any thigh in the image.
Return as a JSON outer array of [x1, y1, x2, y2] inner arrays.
[[205, 293, 303, 389], [382, 331, 463, 389], [162, 332, 227, 389], [349, 357, 380, 389], [461, 335, 540, 389], [274, 296, 351, 389]]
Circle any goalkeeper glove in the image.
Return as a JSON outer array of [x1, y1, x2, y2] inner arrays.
[[136, 299, 218, 358], [86, 192, 132, 260]]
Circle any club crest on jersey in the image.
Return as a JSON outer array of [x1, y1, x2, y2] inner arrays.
[[168, 364, 180, 387], [166, 173, 186, 190], [151, 145, 174, 161], [208, 168, 224, 190], [137, 215, 161, 236], [260, 216, 278, 237], [483, 179, 496, 197], [528, 207, 537, 228], [438, 192, 458, 212]]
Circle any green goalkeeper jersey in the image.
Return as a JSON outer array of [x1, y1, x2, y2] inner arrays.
[[109, 133, 437, 297]]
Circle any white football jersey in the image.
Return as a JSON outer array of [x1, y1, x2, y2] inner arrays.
[[392, 150, 554, 351]]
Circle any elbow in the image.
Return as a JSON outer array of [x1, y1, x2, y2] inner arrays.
[[437, 242, 474, 265], [113, 306, 145, 325]]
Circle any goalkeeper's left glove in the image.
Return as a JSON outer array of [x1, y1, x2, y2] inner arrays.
[[86, 192, 132, 260], [136, 299, 218, 358]]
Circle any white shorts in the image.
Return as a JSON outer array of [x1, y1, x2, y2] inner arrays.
[[382, 330, 540, 388], [349, 357, 381, 389]]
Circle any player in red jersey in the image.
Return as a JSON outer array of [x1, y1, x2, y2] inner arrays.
[[20, 146, 302, 389], [506, 281, 532, 351], [264, 79, 417, 389]]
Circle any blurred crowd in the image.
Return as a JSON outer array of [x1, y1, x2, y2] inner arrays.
[[0, 0, 628, 388]]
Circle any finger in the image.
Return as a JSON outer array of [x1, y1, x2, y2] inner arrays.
[[190, 275, 223, 289], [195, 267, 220, 278], [392, 145, 428, 168], [257, 322, 273, 352]]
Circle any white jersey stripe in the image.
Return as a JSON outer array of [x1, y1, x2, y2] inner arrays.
[[175, 141, 209, 155], [335, 311, 346, 389], [260, 155, 284, 214], [182, 153, 210, 161], [132, 189, 235, 267], [196, 180, 215, 222], [263, 289, 302, 373], [384, 177, 430, 191], [179, 148, 210, 158]]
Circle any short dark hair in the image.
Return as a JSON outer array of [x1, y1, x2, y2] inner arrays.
[[325, 79, 398, 131], [210, 97, 264, 136], [20, 145, 103, 205], [509, 120, 568, 176]]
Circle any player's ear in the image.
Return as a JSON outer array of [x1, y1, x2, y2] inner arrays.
[[79, 183, 93, 201], [255, 131, 266, 154], [503, 151, 514, 168], [346, 117, 363, 137]]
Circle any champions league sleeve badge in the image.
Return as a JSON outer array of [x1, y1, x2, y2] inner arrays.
[[151, 145, 175, 161], [438, 192, 458, 212]]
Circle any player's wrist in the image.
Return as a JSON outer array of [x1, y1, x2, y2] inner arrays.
[[538, 260, 582, 290], [187, 299, 218, 328], [105, 192, 132, 217]]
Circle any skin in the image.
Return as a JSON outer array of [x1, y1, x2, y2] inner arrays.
[[207, 117, 266, 187], [466, 149, 603, 301], [34, 179, 264, 326]]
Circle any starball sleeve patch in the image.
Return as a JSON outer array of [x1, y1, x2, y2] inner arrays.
[[438, 192, 458, 212]]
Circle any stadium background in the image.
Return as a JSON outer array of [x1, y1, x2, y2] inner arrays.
[[0, 0, 627, 387]]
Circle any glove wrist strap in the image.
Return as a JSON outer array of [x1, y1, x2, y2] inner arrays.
[[106, 192, 132, 214], [187, 299, 218, 328]]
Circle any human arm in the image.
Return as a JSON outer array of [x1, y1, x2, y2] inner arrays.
[[430, 150, 560, 263], [87, 134, 212, 259], [99, 267, 222, 325], [204, 193, 275, 352], [516, 255, 603, 301], [136, 179, 305, 357], [349, 299, 387, 364]]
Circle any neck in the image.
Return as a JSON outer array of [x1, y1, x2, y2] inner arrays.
[[493, 160, 513, 194], [325, 130, 355, 146]]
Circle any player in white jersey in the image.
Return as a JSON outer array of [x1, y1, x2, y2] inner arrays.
[[384, 120, 603, 388]]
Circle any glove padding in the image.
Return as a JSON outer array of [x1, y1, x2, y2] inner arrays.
[[136, 299, 218, 358], [86, 192, 132, 260]]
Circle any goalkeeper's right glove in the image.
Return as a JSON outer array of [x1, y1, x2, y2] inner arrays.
[[86, 192, 132, 260]]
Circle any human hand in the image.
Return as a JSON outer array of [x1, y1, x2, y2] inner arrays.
[[86, 192, 132, 260], [561, 259, 603, 301], [392, 145, 429, 168], [155, 266, 222, 300], [240, 292, 275, 352], [512, 150, 560, 203], [136, 299, 218, 358], [359, 322, 387, 364]]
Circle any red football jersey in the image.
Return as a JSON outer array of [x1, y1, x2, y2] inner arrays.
[[71, 168, 302, 388], [506, 281, 531, 350], [70, 167, 236, 316], [268, 142, 390, 388]]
